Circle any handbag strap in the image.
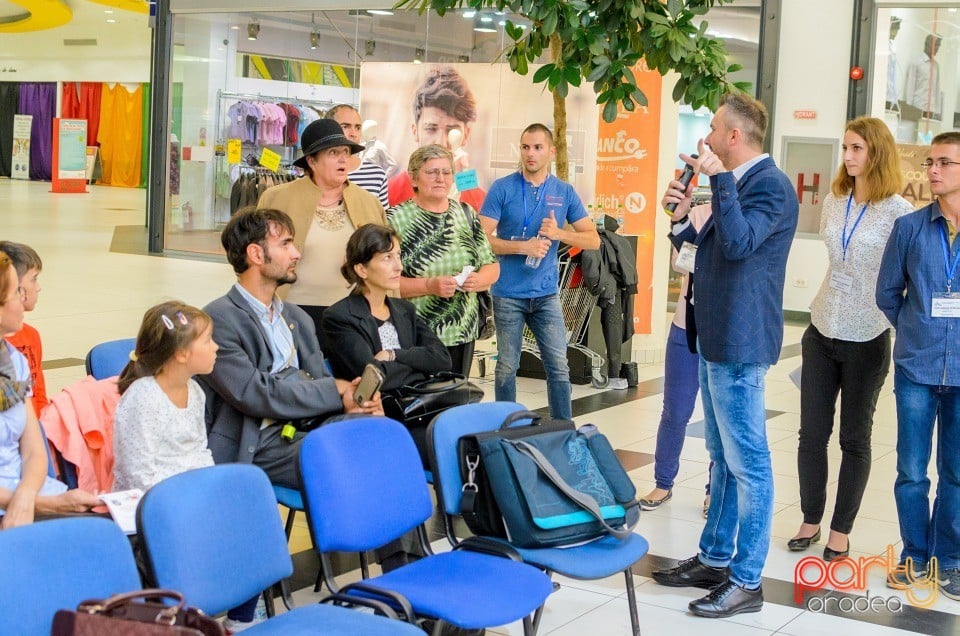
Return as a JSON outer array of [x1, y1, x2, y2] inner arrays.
[[508, 439, 637, 540], [79, 589, 186, 625], [500, 410, 542, 430]]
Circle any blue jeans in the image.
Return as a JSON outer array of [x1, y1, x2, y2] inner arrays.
[[653, 323, 701, 490], [893, 366, 960, 571], [493, 294, 572, 420], [697, 358, 773, 589]]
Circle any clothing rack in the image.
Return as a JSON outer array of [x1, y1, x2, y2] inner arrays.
[[213, 89, 349, 144]]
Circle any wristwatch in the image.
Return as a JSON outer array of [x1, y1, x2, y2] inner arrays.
[[670, 215, 689, 227]]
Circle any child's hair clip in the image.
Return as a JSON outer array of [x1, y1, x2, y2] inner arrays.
[[175, 311, 188, 325], [129, 350, 138, 362], [161, 315, 175, 330]]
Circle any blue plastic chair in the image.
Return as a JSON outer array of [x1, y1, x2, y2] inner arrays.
[[428, 402, 650, 635], [137, 464, 423, 635], [299, 416, 554, 635], [85, 337, 137, 379], [0, 517, 141, 635]]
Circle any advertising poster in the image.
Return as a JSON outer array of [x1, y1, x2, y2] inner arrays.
[[359, 62, 599, 206], [780, 137, 839, 236], [11, 114, 32, 180], [594, 62, 662, 334], [57, 119, 88, 180], [898, 143, 932, 209]]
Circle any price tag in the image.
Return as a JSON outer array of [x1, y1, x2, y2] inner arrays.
[[227, 139, 241, 163], [259, 147, 281, 172], [455, 168, 479, 191]]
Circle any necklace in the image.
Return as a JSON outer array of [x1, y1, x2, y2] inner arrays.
[[315, 201, 347, 231]]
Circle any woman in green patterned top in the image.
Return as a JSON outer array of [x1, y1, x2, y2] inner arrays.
[[388, 145, 499, 376]]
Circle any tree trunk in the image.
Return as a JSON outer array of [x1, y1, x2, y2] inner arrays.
[[550, 33, 568, 183]]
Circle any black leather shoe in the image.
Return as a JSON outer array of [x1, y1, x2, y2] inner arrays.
[[689, 580, 763, 618], [652, 555, 729, 589], [787, 529, 821, 552], [823, 541, 850, 562]]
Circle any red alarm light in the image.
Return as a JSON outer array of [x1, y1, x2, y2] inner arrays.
[[850, 66, 864, 80]]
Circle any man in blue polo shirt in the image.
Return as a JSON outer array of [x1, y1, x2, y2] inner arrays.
[[877, 130, 960, 601], [479, 123, 599, 420]]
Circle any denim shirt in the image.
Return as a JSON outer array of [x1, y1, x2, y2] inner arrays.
[[233, 283, 298, 373], [876, 201, 960, 386]]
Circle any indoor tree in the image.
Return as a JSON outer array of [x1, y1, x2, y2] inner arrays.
[[394, 0, 750, 180]]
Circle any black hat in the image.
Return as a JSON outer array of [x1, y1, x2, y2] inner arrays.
[[293, 118, 365, 169]]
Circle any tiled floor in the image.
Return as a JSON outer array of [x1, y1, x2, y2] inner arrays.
[[4, 178, 956, 634]]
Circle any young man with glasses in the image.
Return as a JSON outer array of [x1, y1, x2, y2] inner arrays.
[[877, 131, 960, 600], [479, 123, 599, 420]]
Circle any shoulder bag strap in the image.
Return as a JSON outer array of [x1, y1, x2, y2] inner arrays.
[[508, 439, 636, 540]]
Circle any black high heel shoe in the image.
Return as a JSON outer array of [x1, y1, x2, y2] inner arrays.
[[823, 541, 850, 562], [787, 529, 821, 552]]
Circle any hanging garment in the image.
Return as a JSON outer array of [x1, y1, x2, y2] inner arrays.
[[78, 82, 102, 146], [97, 84, 143, 187], [61, 82, 81, 118], [0, 82, 20, 178], [17, 82, 56, 181]]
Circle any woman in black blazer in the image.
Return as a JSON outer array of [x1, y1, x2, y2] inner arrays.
[[321, 224, 451, 394]]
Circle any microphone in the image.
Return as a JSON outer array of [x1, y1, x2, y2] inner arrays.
[[665, 154, 699, 212]]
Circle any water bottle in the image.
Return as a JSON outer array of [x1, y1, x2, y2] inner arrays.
[[525, 236, 547, 268]]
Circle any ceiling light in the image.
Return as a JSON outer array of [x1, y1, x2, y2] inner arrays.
[[462, 10, 477, 18], [473, 15, 497, 33], [480, 13, 494, 23], [309, 30, 320, 49], [413, 48, 425, 64], [365, 40, 376, 56], [106, 18, 117, 23], [458, 54, 470, 63], [230, 25, 239, 30], [367, 10, 393, 16], [247, 20, 259, 41], [104, 9, 114, 14]]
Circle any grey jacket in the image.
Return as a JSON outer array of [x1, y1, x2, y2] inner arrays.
[[200, 285, 343, 465]]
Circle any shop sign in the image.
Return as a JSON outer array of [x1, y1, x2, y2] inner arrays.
[[11, 114, 31, 180]]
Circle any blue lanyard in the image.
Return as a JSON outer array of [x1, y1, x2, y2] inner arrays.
[[521, 174, 549, 236], [938, 220, 960, 292], [840, 193, 868, 262]]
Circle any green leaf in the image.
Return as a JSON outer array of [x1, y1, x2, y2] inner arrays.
[[542, 10, 559, 35], [602, 99, 619, 123], [586, 62, 609, 82], [564, 66, 582, 86], [632, 88, 648, 107], [555, 78, 569, 98], [533, 63, 555, 83], [726, 63, 743, 73]]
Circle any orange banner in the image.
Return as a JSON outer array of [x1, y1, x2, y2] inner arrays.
[[594, 63, 661, 334]]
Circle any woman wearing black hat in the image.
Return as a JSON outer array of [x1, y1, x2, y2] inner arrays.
[[257, 118, 387, 335]]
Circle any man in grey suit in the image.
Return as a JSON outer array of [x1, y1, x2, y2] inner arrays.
[[201, 207, 382, 489], [651, 93, 799, 618]]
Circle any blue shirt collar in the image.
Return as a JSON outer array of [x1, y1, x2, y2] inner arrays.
[[233, 282, 284, 322]]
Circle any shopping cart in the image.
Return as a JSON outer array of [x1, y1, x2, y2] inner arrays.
[[521, 247, 607, 387]]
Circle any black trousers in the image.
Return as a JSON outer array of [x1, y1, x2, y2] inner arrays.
[[797, 324, 891, 533]]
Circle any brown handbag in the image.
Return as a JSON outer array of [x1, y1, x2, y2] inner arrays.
[[50, 589, 224, 636]]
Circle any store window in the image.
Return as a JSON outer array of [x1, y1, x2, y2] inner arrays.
[[164, 8, 528, 255], [871, 5, 958, 210]]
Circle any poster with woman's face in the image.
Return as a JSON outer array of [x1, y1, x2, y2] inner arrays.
[[358, 62, 598, 196]]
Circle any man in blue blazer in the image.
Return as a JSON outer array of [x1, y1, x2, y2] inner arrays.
[[651, 93, 799, 618]]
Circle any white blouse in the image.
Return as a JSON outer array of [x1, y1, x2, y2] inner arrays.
[[810, 192, 915, 341], [113, 377, 213, 491]]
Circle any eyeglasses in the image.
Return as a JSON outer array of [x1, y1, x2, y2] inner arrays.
[[921, 159, 960, 169], [421, 168, 454, 179]]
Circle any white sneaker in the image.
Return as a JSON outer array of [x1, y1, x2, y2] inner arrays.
[[607, 377, 629, 390], [223, 615, 266, 633]]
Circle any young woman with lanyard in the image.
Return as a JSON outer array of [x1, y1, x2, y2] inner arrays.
[[788, 117, 914, 561]]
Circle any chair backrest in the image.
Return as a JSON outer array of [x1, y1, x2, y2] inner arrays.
[[0, 517, 141, 635], [137, 464, 293, 616], [299, 416, 434, 553], [85, 338, 136, 379], [427, 401, 527, 517]]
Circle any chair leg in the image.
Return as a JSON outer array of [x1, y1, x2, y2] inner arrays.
[[312, 561, 325, 593], [624, 567, 640, 636], [359, 552, 370, 579], [278, 579, 295, 612], [430, 618, 445, 636], [522, 613, 537, 636], [262, 587, 276, 618], [283, 507, 296, 540]]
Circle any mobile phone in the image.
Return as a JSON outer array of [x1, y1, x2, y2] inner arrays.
[[353, 363, 384, 405]]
